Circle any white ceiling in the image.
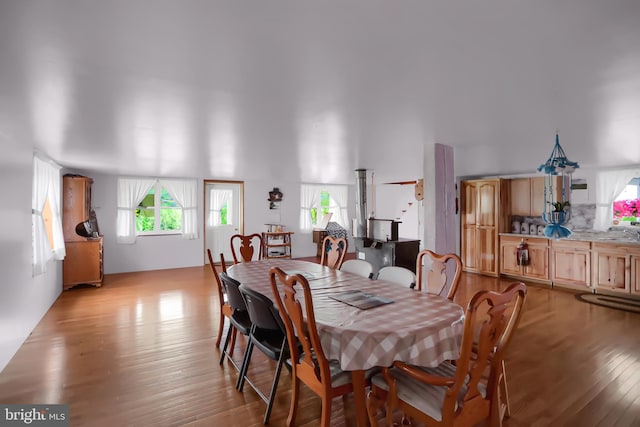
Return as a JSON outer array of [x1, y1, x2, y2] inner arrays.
[[1, 1, 639, 183]]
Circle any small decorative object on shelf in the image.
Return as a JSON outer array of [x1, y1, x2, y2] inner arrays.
[[537, 132, 579, 239], [268, 187, 283, 209]]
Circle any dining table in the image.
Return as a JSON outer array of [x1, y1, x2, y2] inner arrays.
[[227, 258, 465, 427]]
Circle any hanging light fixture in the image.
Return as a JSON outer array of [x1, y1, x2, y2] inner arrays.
[[537, 132, 579, 239]]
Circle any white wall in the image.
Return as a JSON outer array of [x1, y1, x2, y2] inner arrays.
[[0, 143, 62, 373]]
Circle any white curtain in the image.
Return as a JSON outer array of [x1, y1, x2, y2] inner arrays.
[[594, 168, 640, 231], [32, 155, 65, 276], [208, 188, 232, 226], [300, 184, 320, 232], [116, 177, 155, 244], [326, 184, 349, 228], [161, 178, 198, 239]]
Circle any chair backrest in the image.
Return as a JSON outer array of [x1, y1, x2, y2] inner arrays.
[[220, 273, 248, 312], [269, 266, 331, 388], [340, 259, 373, 279], [415, 249, 462, 299], [239, 284, 285, 334], [207, 249, 225, 303], [445, 282, 527, 422], [376, 266, 416, 288], [320, 236, 347, 269], [230, 233, 264, 263], [219, 252, 228, 274]]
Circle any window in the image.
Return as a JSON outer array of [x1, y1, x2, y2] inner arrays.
[[32, 155, 65, 276], [116, 177, 198, 243], [300, 184, 348, 232], [136, 183, 183, 234], [613, 178, 639, 224]]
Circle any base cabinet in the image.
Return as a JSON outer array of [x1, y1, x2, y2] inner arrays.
[[591, 242, 640, 295], [500, 236, 549, 282], [63, 238, 103, 289], [550, 240, 591, 289]]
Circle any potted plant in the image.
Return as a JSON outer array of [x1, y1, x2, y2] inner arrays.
[[547, 200, 570, 225], [550, 200, 570, 212]]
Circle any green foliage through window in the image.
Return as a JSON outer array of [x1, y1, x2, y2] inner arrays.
[[136, 185, 182, 233], [310, 191, 331, 225]]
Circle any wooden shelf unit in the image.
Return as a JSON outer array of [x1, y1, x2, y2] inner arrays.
[[262, 231, 293, 259]]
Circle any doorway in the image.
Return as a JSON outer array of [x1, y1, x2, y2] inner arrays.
[[204, 180, 244, 264]]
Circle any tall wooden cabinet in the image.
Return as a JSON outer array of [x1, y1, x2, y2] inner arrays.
[[62, 175, 103, 290], [461, 179, 509, 277]]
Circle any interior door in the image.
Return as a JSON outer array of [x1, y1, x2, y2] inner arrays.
[[204, 180, 243, 264]]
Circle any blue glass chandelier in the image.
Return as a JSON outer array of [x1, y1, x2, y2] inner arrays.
[[537, 133, 579, 239]]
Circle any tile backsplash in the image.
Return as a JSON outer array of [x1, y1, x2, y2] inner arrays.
[[510, 203, 595, 234]]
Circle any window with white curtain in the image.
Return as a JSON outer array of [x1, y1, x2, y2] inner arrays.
[[117, 177, 198, 243], [32, 155, 65, 276], [299, 184, 348, 232], [594, 168, 640, 231]]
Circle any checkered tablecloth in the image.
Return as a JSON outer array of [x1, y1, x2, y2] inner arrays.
[[227, 259, 465, 371]]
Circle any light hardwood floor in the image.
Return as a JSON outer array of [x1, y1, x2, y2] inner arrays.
[[0, 260, 639, 426]]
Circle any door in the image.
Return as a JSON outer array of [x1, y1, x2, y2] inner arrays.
[[204, 180, 243, 264]]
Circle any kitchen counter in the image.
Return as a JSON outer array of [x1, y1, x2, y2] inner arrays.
[[499, 229, 640, 245]]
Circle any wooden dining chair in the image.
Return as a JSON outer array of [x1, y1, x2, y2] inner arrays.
[[207, 249, 233, 348], [219, 273, 252, 372], [415, 249, 462, 298], [269, 266, 356, 427], [376, 266, 416, 288], [230, 233, 264, 264], [319, 235, 347, 269], [366, 282, 527, 427], [340, 259, 373, 279], [415, 250, 513, 420]]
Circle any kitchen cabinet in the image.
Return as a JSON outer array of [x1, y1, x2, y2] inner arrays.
[[591, 242, 640, 295], [461, 179, 509, 277], [500, 235, 550, 282], [312, 229, 329, 257], [510, 176, 562, 217], [550, 240, 590, 289]]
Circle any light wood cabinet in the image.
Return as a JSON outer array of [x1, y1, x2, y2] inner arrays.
[[500, 235, 550, 282], [632, 255, 640, 296], [550, 240, 591, 289], [590, 242, 640, 295], [510, 176, 562, 217], [461, 179, 509, 277], [62, 174, 103, 290]]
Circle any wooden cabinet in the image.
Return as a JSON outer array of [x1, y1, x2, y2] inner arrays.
[[591, 242, 640, 295], [510, 176, 562, 217], [550, 240, 591, 289], [500, 235, 550, 282], [312, 229, 329, 257], [262, 231, 293, 259], [63, 175, 93, 242], [62, 174, 103, 290], [632, 255, 640, 296], [461, 179, 509, 277], [63, 238, 104, 289]]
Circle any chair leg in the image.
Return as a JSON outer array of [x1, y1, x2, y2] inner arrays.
[[286, 376, 300, 427], [500, 360, 511, 418], [263, 349, 286, 424], [228, 327, 238, 358], [236, 339, 254, 391], [215, 312, 225, 348], [320, 395, 332, 427], [219, 323, 235, 366]]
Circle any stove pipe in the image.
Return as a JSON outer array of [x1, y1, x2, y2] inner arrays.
[[354, 169, 367, 238]]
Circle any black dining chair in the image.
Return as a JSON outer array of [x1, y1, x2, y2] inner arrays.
[[219, 273, 252, 372], [236, 284, 292, 424]]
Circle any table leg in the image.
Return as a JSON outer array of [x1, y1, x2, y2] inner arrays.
[[351, 370, 369, 427]]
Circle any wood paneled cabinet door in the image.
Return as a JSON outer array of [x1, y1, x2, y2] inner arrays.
[[63, 239, 104, 290], [499, 236, 549, 282], [632, 255, 640, 296], [510, 176, 562, 217], [550, 240, 591, 289], [63, 175, 93, 242], [591, 243, 630, 293], [461, 179, 508, 277]]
